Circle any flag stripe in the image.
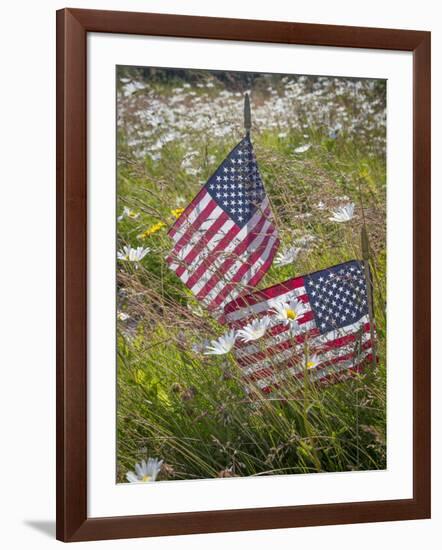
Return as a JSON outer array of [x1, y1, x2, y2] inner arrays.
[[229, 292, 310, 328], [193, 208, 272, 300], [259, 353, 373, 394], [230, 293, 311, 330], [234, 306, 314, 350], [201, 224, 276, 309], [236, 317, 370, 360], [181, 220, 240, 288], [168, 189, 211, 241], [243, 334, 372, 382], [172, 208, 228, 277], [168, 198, 218, 258], [178, 216, 235, 283], [247, 237, 280, 288], [209, 229, 279, 310], [224, 275, 305, 315], [237, 316, 369, 372], [218, 235, 280, 310], [187, 202, 270, 298]]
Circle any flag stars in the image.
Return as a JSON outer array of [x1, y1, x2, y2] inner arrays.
[[305, 262, 369, 334], [205, 139, 267, 227]]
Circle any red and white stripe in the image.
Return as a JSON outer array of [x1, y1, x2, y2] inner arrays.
[[167, 189, 279, 318], [225, 276, 375, 394]]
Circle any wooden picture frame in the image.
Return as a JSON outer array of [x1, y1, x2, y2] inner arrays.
[[56, 8, 431, 542]]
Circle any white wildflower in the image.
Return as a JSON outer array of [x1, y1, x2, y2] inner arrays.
[[270, 298, 308, 329], [328, 203, 355, 223], [126, 458, 163, 483], [294, 144, 311, 153], [306, 353, 321, 369], [117, 311, 130, 321], [117, 245, 151, 262], [204, 330, 236, 355], [118, 206, 140, 221], [274, 246, 301, 267], [295, 234, 316, 248], [237, 317, 271, 343]]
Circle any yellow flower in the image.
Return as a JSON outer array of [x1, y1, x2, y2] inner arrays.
[[134, 369, 146, 385], [359, 165, 369, 179], [137, 221, 166, 239], [171, 208, 185, 219]]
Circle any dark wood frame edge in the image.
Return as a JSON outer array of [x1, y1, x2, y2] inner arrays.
[[56, 7, 431, 542]]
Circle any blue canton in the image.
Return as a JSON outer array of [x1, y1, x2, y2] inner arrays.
[[304, 260, 369, 334], [205, 136, 266, 228]]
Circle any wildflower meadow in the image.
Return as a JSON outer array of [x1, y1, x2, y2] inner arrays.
[[116, 67, 387, 483]]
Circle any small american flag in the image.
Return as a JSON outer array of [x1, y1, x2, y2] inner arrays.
[[166, 136, 279, 318], [224, 260, 375, 394]]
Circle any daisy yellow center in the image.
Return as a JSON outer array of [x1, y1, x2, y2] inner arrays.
[[142, 475, 152, 482], [307, 361, 316, 368], [286, 308, 297, 320]]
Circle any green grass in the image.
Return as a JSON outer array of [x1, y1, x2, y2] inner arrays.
[[116, 71, 387, 482]]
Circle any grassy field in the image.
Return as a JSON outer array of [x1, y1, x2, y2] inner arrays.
[[116, 68, 387, 482]]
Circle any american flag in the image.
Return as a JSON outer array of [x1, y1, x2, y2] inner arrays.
[[166, 136, 279, 318], [224, 260, 375, 394]]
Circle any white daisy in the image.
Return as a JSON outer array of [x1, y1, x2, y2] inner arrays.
[[117, 311, 130, 321], [305, 353, 321, 369], [294, 144, 311, 154], [126, 458, 163, 483], [237, 317, 271, 343], [204, 330, 236, 355], [274, 246, 301, 267], [294, 234, 316, 248], [328, 203, 355, 223], [118, 206, 140, 221], [117, 245, 151, 262], [328, 122, 342, 139], [270, 298, 307, 328]]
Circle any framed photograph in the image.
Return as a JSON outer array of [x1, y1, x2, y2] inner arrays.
[[56, 8, 431, 542]]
